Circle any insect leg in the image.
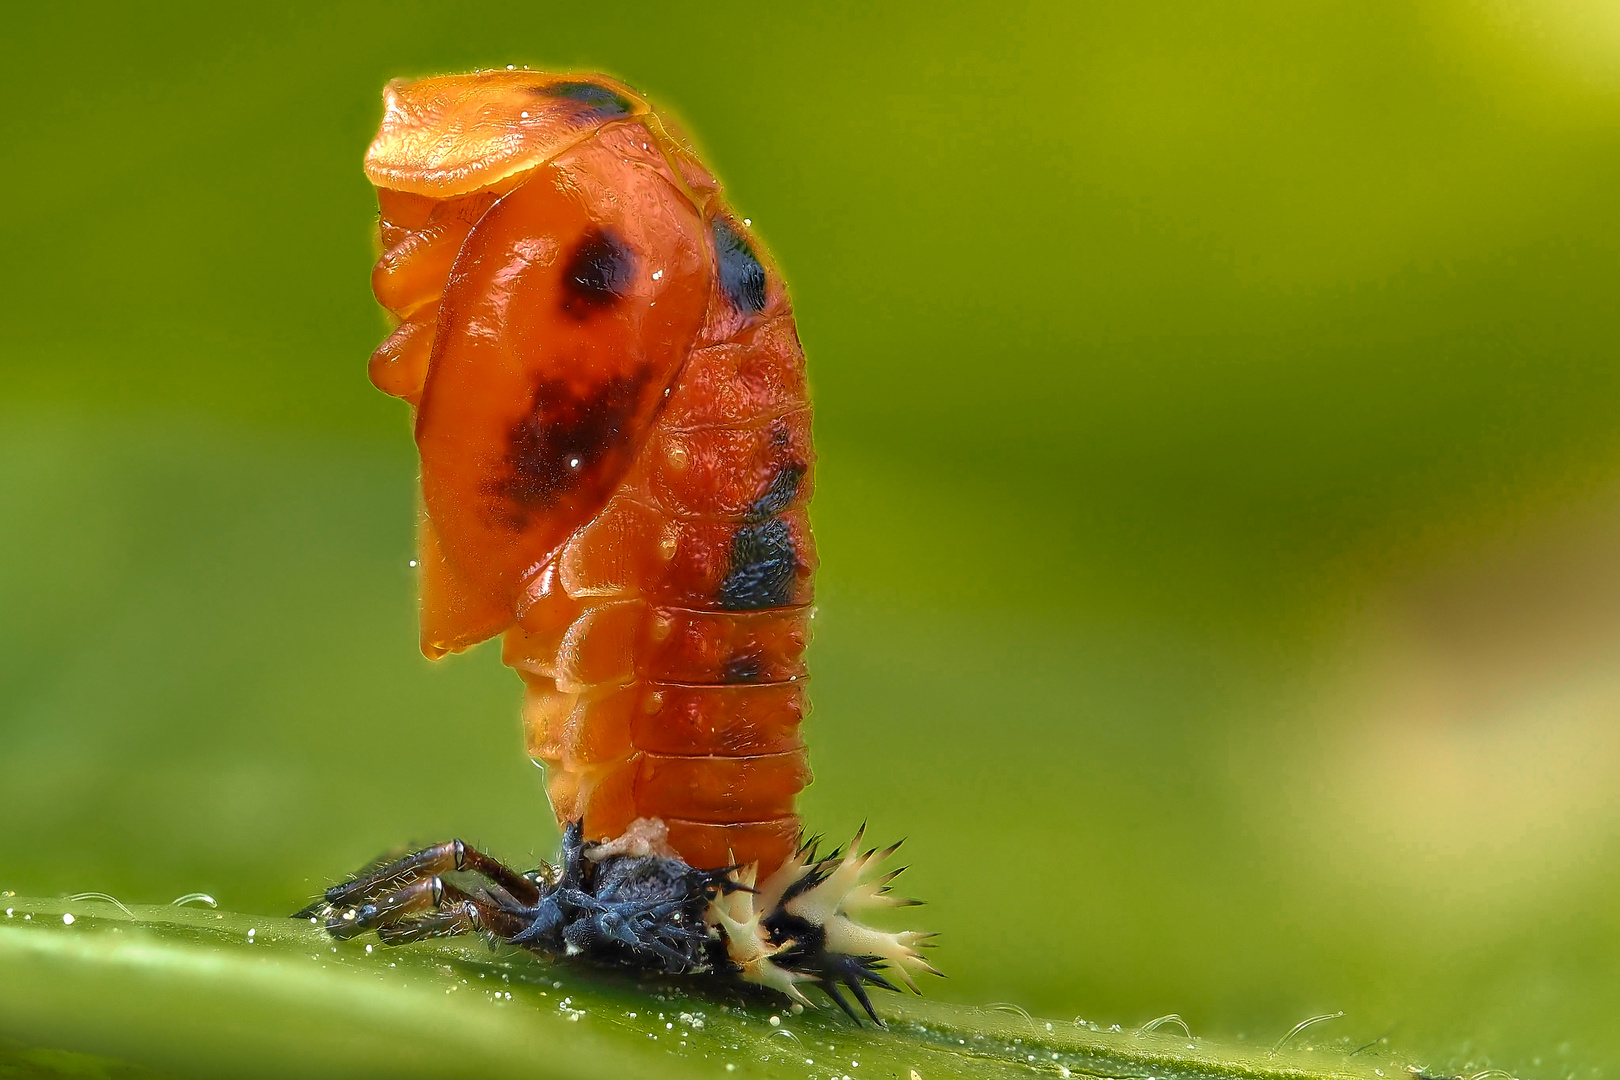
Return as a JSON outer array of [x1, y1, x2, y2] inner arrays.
[[319, 870, 534, 945], [376, 879, 533, 944], [296, 838, 543, 920]]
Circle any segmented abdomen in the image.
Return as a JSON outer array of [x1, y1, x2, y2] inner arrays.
[[364, 71, 815, 877], [507, 306, 815, 877]]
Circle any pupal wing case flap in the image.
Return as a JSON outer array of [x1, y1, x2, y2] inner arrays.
[[412, 121, 713, 640]]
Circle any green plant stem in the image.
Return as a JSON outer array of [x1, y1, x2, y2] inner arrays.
[[0, 897, 1416, 1080]]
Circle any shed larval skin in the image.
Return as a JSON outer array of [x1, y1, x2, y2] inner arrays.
[[366, 71, 814, 879]]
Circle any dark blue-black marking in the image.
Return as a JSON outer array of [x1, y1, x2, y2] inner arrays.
[[717, 519, 798, 611], [745, 463, 803, 523], [712, 218, 767, 314], [561, 227, 634, 316], [548, 81, 634, 119], [723, 653, 765, 684]]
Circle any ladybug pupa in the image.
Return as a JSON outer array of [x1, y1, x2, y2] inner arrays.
[[297, 69, 936, 1021]]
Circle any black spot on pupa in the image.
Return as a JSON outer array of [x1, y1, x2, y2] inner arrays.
[[746, 464, 804, 523], [490, 372, 644, 522], [562, 227, 634, 317], [548, 81, 634, 119], [712, 218, 767, 314], [718, 519, 798, 611], [723, 654, 764, 684]]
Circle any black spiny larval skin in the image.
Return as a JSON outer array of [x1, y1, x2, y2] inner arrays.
[[297, 821, 729, 975], [296, 819, 931, 1024], [515, 840, 723, 971]]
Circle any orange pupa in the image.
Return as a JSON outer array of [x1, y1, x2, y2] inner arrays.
[[366, 70, 814, 879], [302, 70, 933, 1021]]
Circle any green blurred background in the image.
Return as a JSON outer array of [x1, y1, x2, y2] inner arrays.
[[4, 0, 1620, 1074]]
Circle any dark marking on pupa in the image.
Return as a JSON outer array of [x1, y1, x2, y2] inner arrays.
[[712, 218, 767, 314], [548, 81, 635, 119], [490, 371, 646, 523], [561, 227, 634, 317], [718, 519, 797, 610]]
